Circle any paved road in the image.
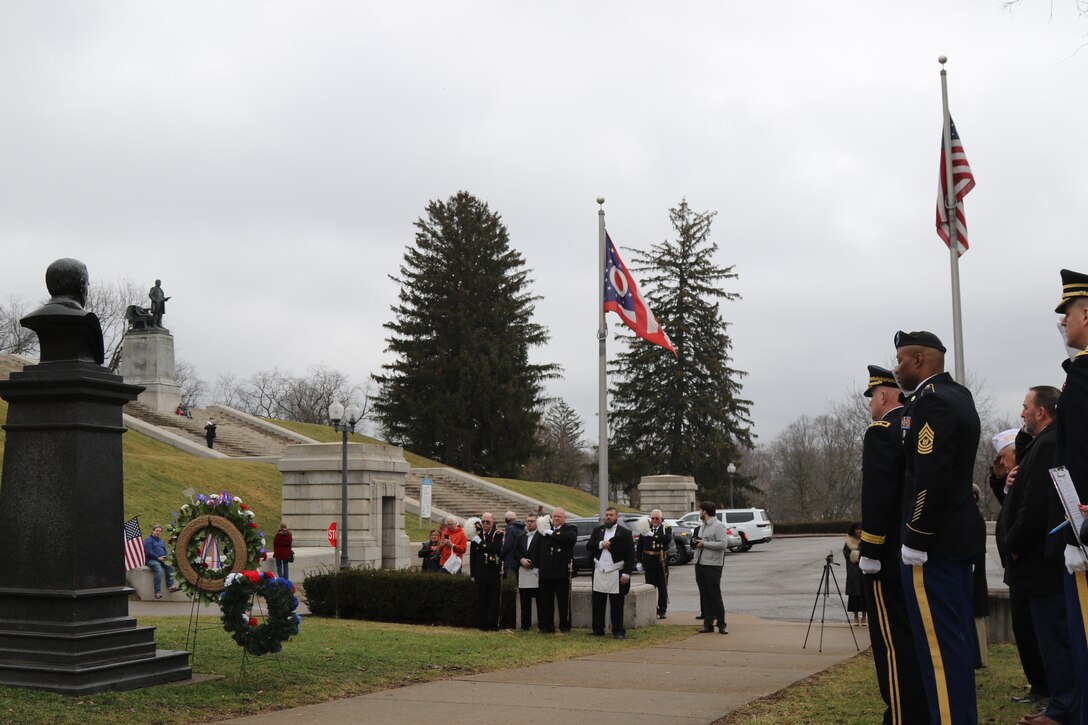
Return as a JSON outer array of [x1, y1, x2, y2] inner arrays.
[[623, 533, 1005, 623]]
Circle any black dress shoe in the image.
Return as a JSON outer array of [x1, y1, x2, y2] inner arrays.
[[657, 612, 667, 619], [559, 627, 571, 633], [718, 625, 728, 634], [613, 633, 626, 639], [697, 627, 714, 633], [590, 631, 605, 636]]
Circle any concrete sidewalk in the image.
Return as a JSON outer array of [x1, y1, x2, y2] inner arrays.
[[218, 613, 869, 725]]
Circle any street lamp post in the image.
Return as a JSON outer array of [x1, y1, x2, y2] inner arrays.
[[727, 462, 737, 509], [328, 401, 362, 570]]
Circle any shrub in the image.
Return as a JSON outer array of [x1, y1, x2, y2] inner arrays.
[[304, 568, 521, 628], [772, 520, 855, 535]]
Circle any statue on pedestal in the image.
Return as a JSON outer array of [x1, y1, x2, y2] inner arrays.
[[124, 279, 171, 332]]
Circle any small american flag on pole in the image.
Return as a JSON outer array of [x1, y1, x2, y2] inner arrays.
[[936, 117, 975, 256], [123, 516, 146, 572]]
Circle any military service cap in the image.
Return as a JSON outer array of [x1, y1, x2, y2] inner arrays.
[[894, 330, 946, 353], [864, 364, 898, 397], [1055, 268, 1088, 313]]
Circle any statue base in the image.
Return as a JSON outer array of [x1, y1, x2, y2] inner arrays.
[[118, 329, 182, 412], [0, 362, 192, 693]]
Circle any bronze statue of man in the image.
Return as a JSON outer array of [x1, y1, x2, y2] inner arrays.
[[20, 258, 105, 365], [148, 279, 170, 328]]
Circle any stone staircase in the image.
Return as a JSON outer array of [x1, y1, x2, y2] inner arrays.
[[404, 468, 551, 521], [0, 354, 33, 380], [123, 403, 305, 459]]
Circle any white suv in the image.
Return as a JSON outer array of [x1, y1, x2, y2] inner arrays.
[[676, 508, 774, 552]]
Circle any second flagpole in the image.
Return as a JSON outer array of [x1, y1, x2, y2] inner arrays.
[[597, 196, 608, 521]]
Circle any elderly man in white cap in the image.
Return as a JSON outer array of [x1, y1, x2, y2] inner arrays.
[[991, 425, 1051, 712]]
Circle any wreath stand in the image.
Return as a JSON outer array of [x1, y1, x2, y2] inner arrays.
[[235, 590, 290, 685], [174, 515, 250, 666]]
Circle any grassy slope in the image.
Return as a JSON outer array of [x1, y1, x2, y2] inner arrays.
[[0, 400, 629, 537]]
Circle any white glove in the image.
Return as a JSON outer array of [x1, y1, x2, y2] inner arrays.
[[859, 556, 881, 575], [1065, 544, 1088, 573], [471, 536, 481, 545], [901, 545, 928, 567], [635, 563, 644, 573], [540, 528, 552, 536]]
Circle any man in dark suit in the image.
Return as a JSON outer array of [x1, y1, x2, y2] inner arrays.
[[469, 512, 504, 631], [638, 509, 672, 619], [1006, 385, 1078, 725], [514, 512, 544, 631], [893, 330, 982, 725], [857, 364, 928, 725], [587, 507, 635, 638], [499, 511, 525, 581], [537, 507, 577, 633]]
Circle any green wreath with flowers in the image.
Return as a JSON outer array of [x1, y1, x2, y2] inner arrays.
[[167, 491, 267, 605], [220, 570, 301, 656]]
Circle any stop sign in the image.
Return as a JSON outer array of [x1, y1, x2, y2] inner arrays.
[[327, 522, 337, 548]]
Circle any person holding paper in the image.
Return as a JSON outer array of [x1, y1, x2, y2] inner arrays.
[[515, 513, 544, 631], [1052, 268, 1088, 723]]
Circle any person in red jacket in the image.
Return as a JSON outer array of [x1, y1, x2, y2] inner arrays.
[[438, 517, 467, 574], [273, 522, 293, 580]]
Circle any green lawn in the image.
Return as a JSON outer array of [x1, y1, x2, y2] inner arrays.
[[0, 617, 694, 725], [718, 643, 1031, 724], [484, 477, 637, 516]]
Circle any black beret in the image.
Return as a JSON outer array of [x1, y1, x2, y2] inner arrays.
[[894, 330, 946, 353], [864, 365, 898, 397], [1056, 268, 1088, 314]]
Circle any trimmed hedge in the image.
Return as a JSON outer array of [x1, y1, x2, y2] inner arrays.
[[772, 520, 856, 535], [303, 568, 519, 628]]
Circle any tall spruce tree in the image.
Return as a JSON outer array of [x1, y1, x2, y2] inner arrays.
[[373, 191, 558, 476], [609, 199, 754, 504]]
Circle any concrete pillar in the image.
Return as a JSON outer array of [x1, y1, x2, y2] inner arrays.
[[637, 474, 698, 519], [277, 443, 416, 570], [117, 330, 182, 412]]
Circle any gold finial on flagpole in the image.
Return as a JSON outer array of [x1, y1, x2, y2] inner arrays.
[[597, 196, 605, 206], [938, 55, 947, 65]]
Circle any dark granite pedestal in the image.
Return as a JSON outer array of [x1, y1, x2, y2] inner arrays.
[[0, 361, 191, 694]]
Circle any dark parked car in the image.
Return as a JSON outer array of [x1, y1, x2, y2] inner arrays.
[[567, 515, 685, 576]]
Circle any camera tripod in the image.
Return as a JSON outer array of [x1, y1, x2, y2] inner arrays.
[[802, 551, 859, 653]]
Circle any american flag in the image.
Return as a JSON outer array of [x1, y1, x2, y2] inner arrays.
[[123, 516, 146, 572], [200, 532, 223, 569], [603, 232, 676, 355], [936, 117, 975, 256]]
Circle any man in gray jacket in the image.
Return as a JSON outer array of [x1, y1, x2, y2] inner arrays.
[[693, 501, 728, 634]]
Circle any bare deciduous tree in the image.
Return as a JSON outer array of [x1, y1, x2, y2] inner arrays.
[[84, 278, 144, 371], [175, 359, 208, 408], [0, 297, 37, 357]]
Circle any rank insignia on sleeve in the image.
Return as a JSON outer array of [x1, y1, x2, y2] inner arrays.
[[917, 423, 935, 455]]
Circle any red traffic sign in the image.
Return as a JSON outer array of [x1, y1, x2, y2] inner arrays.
[[327, 522, 337, 548]]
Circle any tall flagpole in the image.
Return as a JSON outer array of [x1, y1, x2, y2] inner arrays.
[[939, 55, 966, 383], [597, 196, 608, 521]]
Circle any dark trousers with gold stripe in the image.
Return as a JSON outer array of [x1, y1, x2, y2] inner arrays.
[[1063, 569, 1088, 725], [864, 572, 929, 725], [901, 558, 976, 725]]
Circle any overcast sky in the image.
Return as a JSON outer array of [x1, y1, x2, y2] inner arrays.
[[2, 2, 1086, 450]]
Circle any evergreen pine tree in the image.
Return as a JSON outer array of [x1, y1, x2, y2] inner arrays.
[[609, 199, 754, 504], [373, 191, 558, 476]]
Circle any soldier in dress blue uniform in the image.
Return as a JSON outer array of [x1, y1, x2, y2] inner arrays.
[[893, 331, 982, 725], [638, 509, 672, 619], [857, 364, 929, 725], [1051, 268, 1088, 725]]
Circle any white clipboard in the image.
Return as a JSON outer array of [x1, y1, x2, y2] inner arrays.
[[1049, 466, 1088, 559]]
